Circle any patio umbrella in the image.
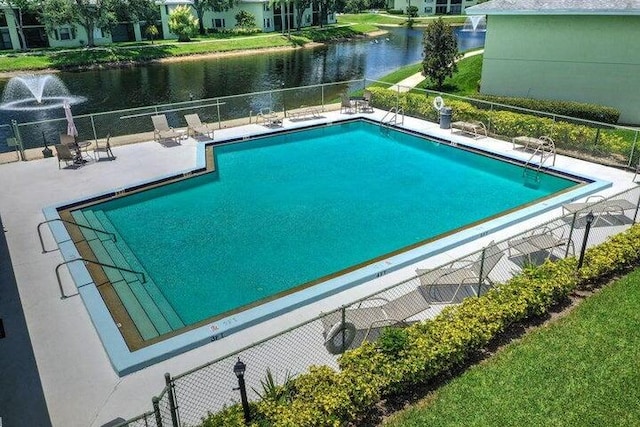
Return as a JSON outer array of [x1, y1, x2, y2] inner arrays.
[[63, 100, 78, 137]]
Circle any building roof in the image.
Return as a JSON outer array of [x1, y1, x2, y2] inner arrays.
[[466, 0, 640, 15]]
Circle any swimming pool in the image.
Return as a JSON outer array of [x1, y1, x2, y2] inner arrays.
[[48, 119, 605, 374]]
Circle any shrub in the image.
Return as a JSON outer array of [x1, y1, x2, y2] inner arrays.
[[366, 87, 633, 160], [386, 9, 404, 14], [474, 94, 620, 124]]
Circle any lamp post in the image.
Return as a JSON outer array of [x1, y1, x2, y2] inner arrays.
[[577, 211, 595, 269], [233, 358, 251, 424]]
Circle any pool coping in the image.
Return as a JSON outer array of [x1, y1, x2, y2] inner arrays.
[[43, 118, 611, 376]]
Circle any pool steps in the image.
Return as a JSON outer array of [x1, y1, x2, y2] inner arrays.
[[71, 210, 184, 341]]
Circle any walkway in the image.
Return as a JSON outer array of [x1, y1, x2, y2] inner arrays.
[[388, 49, 484, 92]]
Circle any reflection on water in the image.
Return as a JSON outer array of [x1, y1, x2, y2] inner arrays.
[[0, 27, 484, 151]]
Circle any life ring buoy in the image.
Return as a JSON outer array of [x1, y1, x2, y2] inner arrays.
[[324, 321, 357, 355], [432, 96, 445, 111]]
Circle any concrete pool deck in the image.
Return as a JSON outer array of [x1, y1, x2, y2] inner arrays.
[[0, 109, 637, 426]]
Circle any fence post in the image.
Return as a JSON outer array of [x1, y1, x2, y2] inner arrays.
[[165, 373, 179, 427], [477, 246, 486, 297], [10, 119, 25, 161], [633, 190, 640, 224], [565, 213, 577, 258], [90, 114, 98, 143], [152, 396, 163, 427], [627, 130, 639, 168], [216, 98, 222, 129], [340, 306, 346, 353], [577, 211, 595, 269], [321, 84, 325, 111]]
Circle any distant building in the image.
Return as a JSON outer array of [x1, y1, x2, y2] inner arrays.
[[466, 0, 640, 124], [158, 0, 336, 37], [0, 0, 335, 51], [386, 0, 478, 16], [0, 7, 145, 50]]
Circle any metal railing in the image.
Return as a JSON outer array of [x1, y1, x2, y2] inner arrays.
[[6, 77, 637, 169], [114, 185, 640, 426], [37, 218, 116, 253], [55, 258, 146, 299]]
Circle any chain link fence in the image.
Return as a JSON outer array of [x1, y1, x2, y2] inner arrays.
[[113, 185, 640, 427]]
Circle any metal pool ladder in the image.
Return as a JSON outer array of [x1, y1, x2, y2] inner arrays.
[[381, 107, 404, 126], [522, 137, 556, 183], [37, 218, 117, 253]]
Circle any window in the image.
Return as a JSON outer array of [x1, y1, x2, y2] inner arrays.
[[213, 18, 225, 28], [424, 6, 433, 13], [264, 3, 270, 11], [93, 28, 104, 39], [0, 29, 11, 49], [264, 18, 271, 28], [59, 27, 72, 40], [0, 11, 7, 27]]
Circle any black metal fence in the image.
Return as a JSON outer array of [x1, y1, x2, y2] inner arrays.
[[114, 185, 640, 427]]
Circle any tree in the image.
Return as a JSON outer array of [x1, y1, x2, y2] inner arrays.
[[344, 0, 366, 13], [422, 18, 462, 90], [5, 0, 37, 50], [40, 0, 119, 47], [292, 0, 311, 30], [316, 0, 336, 28], [191, 0, 238, 35], [145, 24, 159, 43], [234, 10, 255, 29], [168, 5, 198, 42]]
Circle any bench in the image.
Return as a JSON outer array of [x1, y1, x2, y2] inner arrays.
[[451, 121, 488, 139]]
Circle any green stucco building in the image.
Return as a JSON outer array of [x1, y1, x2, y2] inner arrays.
[[466, 0, 640, 124]]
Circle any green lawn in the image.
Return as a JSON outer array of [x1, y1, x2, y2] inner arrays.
[[0, 26, 373, 73], [385, 268, 640, 426], [415, 53, 483, 95], [338, 12, 467, 27]]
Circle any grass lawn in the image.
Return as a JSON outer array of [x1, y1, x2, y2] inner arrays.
[[0, 26, 371, 73], [385, 268, 640, 426], [415, 53, 483, 95], [338, 13, 466, 27]]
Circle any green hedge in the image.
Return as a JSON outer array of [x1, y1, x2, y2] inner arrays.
[[474, 94, 620, 124], [202, 223, 640, 426], [366, 87, 631, 160]]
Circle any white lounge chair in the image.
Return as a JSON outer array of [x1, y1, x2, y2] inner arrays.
[[321, 287, 431, 354], [507, 226, 575, 263], [151, 114, 181, 145], [185, 113, 214, 138], [562, 195, 636, 226], [257, 108, 282, 127], [451, 121, 488, 139], [416, 241, 503, 304]]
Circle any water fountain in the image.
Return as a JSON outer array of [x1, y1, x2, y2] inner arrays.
[[0, 74, 86, 111], [462, 15, 487, 32]]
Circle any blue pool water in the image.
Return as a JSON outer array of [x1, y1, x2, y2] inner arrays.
[[80, 121, 577, 328]]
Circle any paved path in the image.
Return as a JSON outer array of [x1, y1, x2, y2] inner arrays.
[[389, 49, 484, 92]]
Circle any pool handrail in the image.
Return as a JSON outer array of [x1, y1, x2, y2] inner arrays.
[[37, 218, 116, 253], [55, 258, 146, 299]]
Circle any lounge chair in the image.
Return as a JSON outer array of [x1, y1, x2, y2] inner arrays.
[[451, 121, 488, 139], [321, 286, 431, 354], [93, 134, 115, 161], [185, 113, 214, 138], [257, 108, 282, 127], [55, 144, 78, 169], [507, 226, 574, 263], [416, 240, 503, 304], [151, 114, 181, 145], [340, 94, 356, 114], [562, 195, 636, 226]]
